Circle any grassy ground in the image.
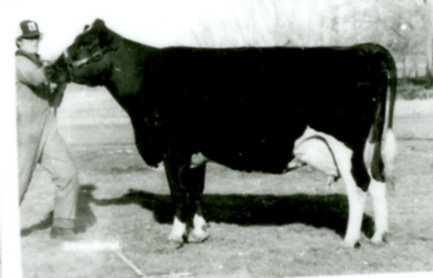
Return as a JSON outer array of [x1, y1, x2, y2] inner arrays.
[[16, 84, 433, 277]]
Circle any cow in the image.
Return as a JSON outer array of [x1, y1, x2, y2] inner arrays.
[[47, 19, 397, 248]]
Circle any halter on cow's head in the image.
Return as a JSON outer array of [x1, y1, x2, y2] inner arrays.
[[63, 19, 119, 86]]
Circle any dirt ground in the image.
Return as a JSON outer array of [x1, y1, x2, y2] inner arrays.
[[17, 85, 433, 278]]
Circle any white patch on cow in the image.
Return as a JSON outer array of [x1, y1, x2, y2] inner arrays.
[[152, 162, 165, 172], [168, 217, 186, 243], [363, 140, 375, 168], [326, 176, 338, 188], [382, 129, 397, 187], [325, 177, 338, 195], [189, 214, 209, 242], [287, 157, 304, 169], [63, 50, 69, 59], [289, 126, 340, 180], [369, 179, 388, 244], [72, 57, 90, 68], [383, 83, 397, 185], [290, 126, 367, 247], [190, 152, 209, 168]]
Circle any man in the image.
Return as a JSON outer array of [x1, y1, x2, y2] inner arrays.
[[16, 20, 79, 240]]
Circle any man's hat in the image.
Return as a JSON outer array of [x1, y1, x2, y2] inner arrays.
[[18, 20, 42, 39]]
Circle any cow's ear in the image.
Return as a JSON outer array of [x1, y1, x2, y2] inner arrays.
[[99, 26, 114, 47], [93, 19, 105, 28], [93, 19, 118, 50], [98, 25, 119, 51]]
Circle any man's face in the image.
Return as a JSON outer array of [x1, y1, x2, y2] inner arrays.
[[18, 38, 40, 54]]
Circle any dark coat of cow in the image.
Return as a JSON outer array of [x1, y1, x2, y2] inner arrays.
[[48, 19, 397, 247]]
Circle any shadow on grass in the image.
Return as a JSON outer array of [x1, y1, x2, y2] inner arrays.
[[20, 212, 54, 237], [21, 185, 98, 237], [91, 188, 375, 239], [21, 185, 375, 239]]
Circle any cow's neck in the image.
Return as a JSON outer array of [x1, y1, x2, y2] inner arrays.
[[105, 39, 157, 112], [105, 39, 155, 100]]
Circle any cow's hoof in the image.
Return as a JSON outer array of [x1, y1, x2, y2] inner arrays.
[[371, 231, 389, 244], [188, 229, 209, 243], [168, 232, 186, 243], [168, 217, 187, 243], [343, 237, 361, 248]]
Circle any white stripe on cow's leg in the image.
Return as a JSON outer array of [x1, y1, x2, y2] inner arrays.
[[184, 162, 208, 243], [189, 214, 209, 243], [369, 179, 388, 244], [168, 217, 187, 243], [363, 140, 375, 168], [341, 171, 367, 247]]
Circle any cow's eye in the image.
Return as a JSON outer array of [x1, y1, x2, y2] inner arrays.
[[93, 51, 103, 61]]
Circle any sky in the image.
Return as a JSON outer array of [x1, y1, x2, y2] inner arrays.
[[0, 0, 343, 59], [3, 0, 415, 60], [2, 0, 273, 59], [3, 0, 199, 58]]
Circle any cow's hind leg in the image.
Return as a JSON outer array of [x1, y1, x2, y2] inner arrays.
[[304, 132, 369, 247], [185, 164, 209, 242], [369, 179, 388, 243], [367, 142, 389, 244], [340, 150, 369, 247]]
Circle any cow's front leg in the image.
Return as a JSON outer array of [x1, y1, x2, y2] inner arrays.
[[163, 153, 188, 243], [186, 163, 209, 243]]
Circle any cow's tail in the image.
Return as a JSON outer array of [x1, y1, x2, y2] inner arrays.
[[382, 61, 397, 189]]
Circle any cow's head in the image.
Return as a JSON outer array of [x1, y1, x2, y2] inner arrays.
[[62, 19, 119, 86]]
